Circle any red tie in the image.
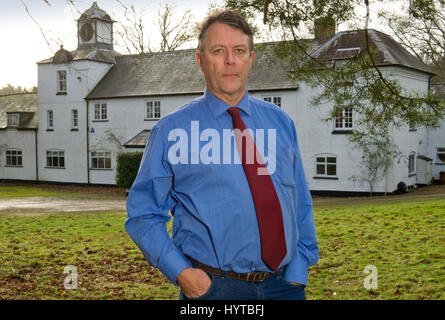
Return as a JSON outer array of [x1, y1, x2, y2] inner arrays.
[[227, 107, 287, 271]]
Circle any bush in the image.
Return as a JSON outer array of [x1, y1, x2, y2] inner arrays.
[[115, 152, 143, 190]]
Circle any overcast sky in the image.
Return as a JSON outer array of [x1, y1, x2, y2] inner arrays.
[[0, 0, 405, 89]]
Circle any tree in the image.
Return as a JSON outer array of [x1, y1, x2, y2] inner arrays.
[[114, 2, 196, 54], [379, 0, 445, 82], [350, 134, 402, 196], [225, 0, 445, 142]]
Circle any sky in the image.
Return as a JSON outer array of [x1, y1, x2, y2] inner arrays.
[[0, 0, 406, 89]]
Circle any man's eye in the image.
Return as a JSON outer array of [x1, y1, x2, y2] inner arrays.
[[214, 48, 224, 54]]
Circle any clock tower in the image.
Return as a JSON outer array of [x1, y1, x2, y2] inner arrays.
[[77, 2, 114, 50]]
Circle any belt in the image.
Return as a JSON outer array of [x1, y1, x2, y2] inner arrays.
[[186, 255, 281, 282]]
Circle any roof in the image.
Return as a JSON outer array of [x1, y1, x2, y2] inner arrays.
[[0, 93, 38, 129], [86, 43, 298, 100], [310, 29, 435, 75], [124, 129, 151, 148], [38, 47, 119, 65], [78, 2, 113, 23]]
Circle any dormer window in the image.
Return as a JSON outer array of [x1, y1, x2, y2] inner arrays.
[[7, 113, 19, 127], [57, 70, 67, 94]]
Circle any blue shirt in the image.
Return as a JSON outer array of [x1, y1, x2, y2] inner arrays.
[[125, 89, 318, 286]]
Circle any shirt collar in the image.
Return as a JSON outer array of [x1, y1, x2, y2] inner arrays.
[[203, 88, 251, 119]]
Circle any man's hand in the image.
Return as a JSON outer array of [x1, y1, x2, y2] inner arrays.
[[177, 268, 212, 299]]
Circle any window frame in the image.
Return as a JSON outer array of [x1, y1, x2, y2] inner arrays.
[[314, 154, 338, 179], [90, 151, 112, 170], [71, 109, 79, 130], [145, 100, 161, 120], [5, 149, 23, 167], [57, 70, 67, 94], [263, 96, 282, 108], [333, 107, 353, 131], [7, 113, 19, 127], [93, 103, 108, 121], [436, 147, 445, 164], [408, 152, 416, 176], [47, 110, 54, 130], [46, 150, 65, 169]]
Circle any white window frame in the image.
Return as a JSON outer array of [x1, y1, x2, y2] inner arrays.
[[71, 109, 78, 129], [408, 152, 416, 175], [334, 107, 353, 130], [315, 154, 337, 178], [90, 151, 112, 169], [6, 149, 23, 167], [46, 150, 65, 168], [94, 103, 108, 121], [263, 96, 282, 108], [47, 110, 54, 130], [7, 113, 19, 127], [436, 147, 445, 164], [145, 100, 161, 120], [57, 70, 67, 93]]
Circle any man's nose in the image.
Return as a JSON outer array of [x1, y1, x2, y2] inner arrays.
[[225, 50, 235, 65]]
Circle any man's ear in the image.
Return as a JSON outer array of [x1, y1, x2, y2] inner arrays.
[[249, 50, 255, 69], [196, 51, 203, 72]]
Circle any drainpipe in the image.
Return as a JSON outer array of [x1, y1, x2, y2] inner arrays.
[[35, 129, 39, 181], [86, 100, 90, 185]]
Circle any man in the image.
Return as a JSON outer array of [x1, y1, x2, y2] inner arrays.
[[125, 9, 318, 300]]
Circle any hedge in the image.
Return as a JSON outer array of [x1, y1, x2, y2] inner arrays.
[[115, 152, 144, 190]]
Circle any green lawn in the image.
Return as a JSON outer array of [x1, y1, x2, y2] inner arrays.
[[0, 195, 443, 300]]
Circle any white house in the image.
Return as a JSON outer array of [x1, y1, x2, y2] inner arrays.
[[1, 2, 444, 195]]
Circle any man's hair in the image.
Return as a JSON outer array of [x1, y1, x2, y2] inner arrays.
[[196, 9, 254, 56]]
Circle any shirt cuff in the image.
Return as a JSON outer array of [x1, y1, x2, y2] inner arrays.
[[158, 247, 193, 286], [283, 257, 309, 286]]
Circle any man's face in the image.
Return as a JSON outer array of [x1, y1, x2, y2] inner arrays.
[[196, 22, 255, 105]]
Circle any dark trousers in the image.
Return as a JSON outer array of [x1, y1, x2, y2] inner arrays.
[[179, 262, 306, 300]]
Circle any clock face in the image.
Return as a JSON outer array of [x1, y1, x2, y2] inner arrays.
[[80, 23, 94, 42]]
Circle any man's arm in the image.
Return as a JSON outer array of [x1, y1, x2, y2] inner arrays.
[[283, 121, 319, 286], [125, 125, 192, 285]]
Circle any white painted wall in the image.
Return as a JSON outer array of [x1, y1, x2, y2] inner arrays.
[[88, 94, 202, 184], [0, 129, 37, 181], [37, 59, 113, 183]]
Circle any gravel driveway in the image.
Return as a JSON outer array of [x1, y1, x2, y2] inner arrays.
[[0, 184, 443, 215]]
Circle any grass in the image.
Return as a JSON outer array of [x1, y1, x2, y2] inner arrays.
[[0, 185, 126, 200], [0, 187, 443, 300]]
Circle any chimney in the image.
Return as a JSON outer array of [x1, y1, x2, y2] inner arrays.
[[314, 16, 336, 43]]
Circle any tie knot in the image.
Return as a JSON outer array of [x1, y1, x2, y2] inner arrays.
[[227, 107, 240, 118]]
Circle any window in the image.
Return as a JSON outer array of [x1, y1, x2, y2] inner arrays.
[[334, 107, 353, 130], [46, 150, 65, 168], [6, 150, 22, 167], [91, 151, 112, 169], [436, 148, 445, 164], [7, 113, 19, 127], [263, 96, 282, 108], [57, 70, 67, 93], [408, 152, 416, 175], [315, 155, 337, 177], [94, 103, 107, 120], [47, 110, 54, 130], [71, 109, 78, 129], [146, 100, 161, 119]]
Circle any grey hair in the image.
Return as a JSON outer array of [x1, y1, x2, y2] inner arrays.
[[196, 9, 254, 56]]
